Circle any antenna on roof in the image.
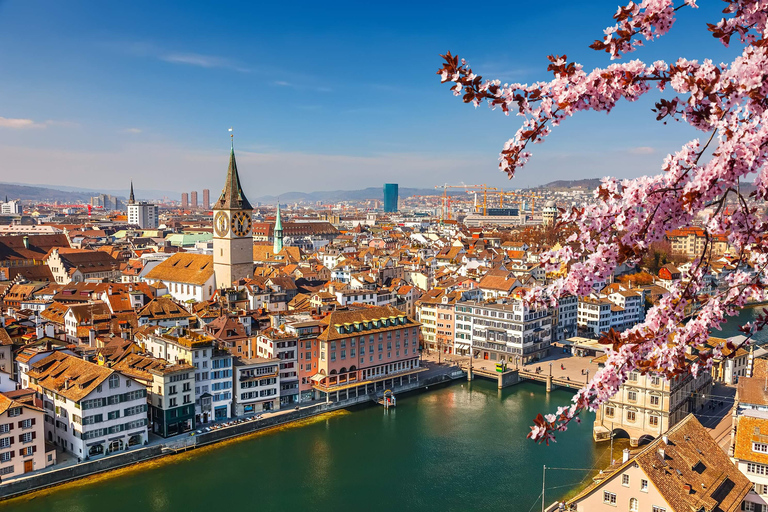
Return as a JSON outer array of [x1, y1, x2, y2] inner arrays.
[[228, 127, 234, 151]]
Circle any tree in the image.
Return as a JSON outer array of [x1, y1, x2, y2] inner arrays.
[[439, 0, 768, 443]]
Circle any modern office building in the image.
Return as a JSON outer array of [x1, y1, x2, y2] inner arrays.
[[383, 184, 398, 213], [127, 182, 159, 229]]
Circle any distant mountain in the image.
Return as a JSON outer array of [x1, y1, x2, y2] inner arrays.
[[0, 182, 177, 203], [0, 183, 97, 203], [253, 187, 465, 204], [536, 179, 603, 191]]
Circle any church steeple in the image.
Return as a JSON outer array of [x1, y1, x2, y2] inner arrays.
[[214, 148, 252, 210], [273, 201, 283, 254], [129, 181, 135, 204]]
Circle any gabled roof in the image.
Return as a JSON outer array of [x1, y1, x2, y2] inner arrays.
[[138, 297, 190, 321], [569, 414, 750, 512], [144, 253, 214, 286], [28, 352, 118, 402]]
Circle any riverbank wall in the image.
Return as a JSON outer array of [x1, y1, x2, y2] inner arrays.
[[0, 365, 465, 501]]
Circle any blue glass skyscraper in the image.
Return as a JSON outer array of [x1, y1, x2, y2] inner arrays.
[[383, 184, 398, 212]]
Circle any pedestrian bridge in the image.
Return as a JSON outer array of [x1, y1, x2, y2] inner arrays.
[[456, 362, 587, 392]]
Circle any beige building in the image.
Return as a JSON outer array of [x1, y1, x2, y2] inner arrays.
[[0, 392, 52, 479], [212, 147, 254, 289], [593, 354, 712, 446], [569, 415, 750, 512]]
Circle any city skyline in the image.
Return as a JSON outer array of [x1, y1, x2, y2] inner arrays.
[[0, 1, 737, 194]]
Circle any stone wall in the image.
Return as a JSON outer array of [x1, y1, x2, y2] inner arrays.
[[0, 445, 164, 500]]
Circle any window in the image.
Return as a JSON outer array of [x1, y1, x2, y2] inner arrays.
[[108, 410, 120, 420], [20, 419, 32, 429], [650, 395, 660, 406], [622, 474, 630, 486], [747, 463, 768, 475], [641, 479, 648, 492], [603, 491, 616, 505], [0, 438, 9, 448], [652, 508, 665, 512], [108, 374, 120, 389], [20, 432, 32, 444], [629, 498, 638, 511], [754, 443, 768, 453], [627, 391, 637, 402], [650, 415, 659, 427], [627, 411, 636, 422], [605, 406, 615, 418], [0, 452, 10, 463]]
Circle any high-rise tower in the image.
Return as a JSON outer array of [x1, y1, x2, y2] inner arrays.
[[213, 144, 253, 289]]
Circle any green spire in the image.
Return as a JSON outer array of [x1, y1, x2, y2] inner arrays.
[[273, 201, 283, 254]]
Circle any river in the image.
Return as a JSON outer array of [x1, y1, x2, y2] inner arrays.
[[713, 305, 768, 343], [1, 380, 615, 512]]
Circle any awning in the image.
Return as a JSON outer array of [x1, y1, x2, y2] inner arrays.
[[310, 373, 326, 383]]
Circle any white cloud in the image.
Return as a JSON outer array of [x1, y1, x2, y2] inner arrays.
[[627, 146, 655, 155], [123, 128, 142, 134], [0, 117, 47, 129], [159, 52, 250, 73], [0, 117, 78, 129]]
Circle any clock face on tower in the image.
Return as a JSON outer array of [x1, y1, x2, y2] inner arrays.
[[214, 212, 229, 237], [231, 211, 252, 237]]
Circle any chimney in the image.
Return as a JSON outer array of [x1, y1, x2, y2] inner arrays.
[[684, 483, 692, 493], [659, 448, 665, 460], [64, 378, 70, 389], [622, 448, 630, 463], [89, 328, 96, 347], [662, 435, 669, 445], [22, 236, 29, 249]]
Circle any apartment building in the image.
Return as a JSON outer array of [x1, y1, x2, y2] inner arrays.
[[454, 298, 552, 364], [578, 289, 645, 337], [554, 294, 578, 341], [0, 392, 50, 478], [416, 291, 460, 356], [232, 357, 281, 415], [593, 355, 712, 446], [730, 364, 768, 512], [136, 328, 232, 423], [255, 329, 299, 405], [114, 354, 195, 437], [27, 352, 148, 459]]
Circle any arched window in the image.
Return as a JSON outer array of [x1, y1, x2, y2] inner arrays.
[[108, 374, 120, 389], [629, 498, 638, 512]]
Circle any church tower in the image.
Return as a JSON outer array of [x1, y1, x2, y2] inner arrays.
[[213, 144, 253, 289], [273, 202, 283, 254]]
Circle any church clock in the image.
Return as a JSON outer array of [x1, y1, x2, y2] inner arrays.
[[214, 211, 229, 237], [231, 211, 251, 237]]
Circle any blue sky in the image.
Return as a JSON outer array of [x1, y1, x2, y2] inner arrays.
[[0, 0, 741, 198]]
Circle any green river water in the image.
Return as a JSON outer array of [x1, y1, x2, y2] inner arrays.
[[0, 380, 615, 512]]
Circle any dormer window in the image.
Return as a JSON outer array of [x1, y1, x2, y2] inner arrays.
[[108, 374, 120, 389]]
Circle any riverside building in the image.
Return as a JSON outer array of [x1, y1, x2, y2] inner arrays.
[[453, 298, 552, 364], [27, 352, 148, 459], [310, 305, 422, 402]]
